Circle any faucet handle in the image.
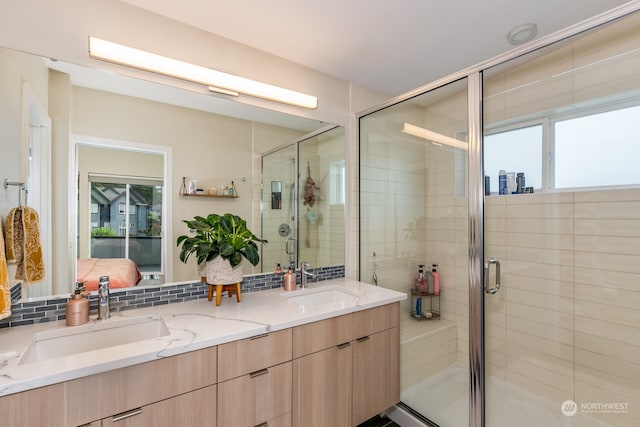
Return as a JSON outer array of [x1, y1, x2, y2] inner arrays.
[[301, 261, 310, 269]]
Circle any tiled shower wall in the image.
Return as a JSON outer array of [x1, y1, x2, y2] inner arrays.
[[484, 190, 640, 426]]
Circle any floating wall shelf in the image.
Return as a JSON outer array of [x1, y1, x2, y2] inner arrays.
[[179, 193, 239, 199]]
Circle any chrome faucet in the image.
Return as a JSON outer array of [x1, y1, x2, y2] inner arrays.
[[97, 275, 111, 320], [300, 262, 316, 288]]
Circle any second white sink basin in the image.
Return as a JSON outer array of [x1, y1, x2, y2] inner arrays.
[[281, 285, 359, 312], [18, 314, 170, 365]]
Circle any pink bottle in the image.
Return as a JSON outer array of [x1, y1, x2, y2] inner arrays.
[[431, 264, 440, 295]]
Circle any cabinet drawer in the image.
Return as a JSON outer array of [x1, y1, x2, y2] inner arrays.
[[218, 329, 292, 381], [292, 313, 355, 358], [292, 303, 400, 358], [66, 346, 217, 426], [101, 385, 216, 426], [353, 302, 400, 339], [261, 412, 292, 427], [218, 362, 292, 427]]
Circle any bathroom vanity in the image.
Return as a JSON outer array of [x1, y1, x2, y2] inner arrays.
[[0, 279, 404, 427]]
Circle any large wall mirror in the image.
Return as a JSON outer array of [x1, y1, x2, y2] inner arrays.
[[0, 45, 345, 305]]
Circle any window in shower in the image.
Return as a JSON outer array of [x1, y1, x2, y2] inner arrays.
[[484, 124, 543, 193], [484, 100, 640, 193], [554, 102, 640, 189]]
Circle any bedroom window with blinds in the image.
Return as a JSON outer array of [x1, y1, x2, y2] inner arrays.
[[88, 174, 163, 274]]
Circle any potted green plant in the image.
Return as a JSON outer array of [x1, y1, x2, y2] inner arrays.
[[176, 213, 267, 284]]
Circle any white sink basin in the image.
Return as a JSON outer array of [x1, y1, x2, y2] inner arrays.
[[18, 314, 170, 365], [281, 285, 359, 312]]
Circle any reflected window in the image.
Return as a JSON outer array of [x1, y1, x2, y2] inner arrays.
[[329, 160, 345, 205], [88, 175, 163, 274]]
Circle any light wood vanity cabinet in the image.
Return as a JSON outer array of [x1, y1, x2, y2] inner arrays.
[[217, 329, 293, 427], [292, 303, 400, 427], [1, 301, 400, 427]]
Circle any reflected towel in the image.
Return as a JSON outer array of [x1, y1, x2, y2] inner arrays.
[[5, 207, 45, 284], [0, 222, 11, 320]]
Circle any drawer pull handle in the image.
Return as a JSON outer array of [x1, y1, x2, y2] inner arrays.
[[112, 408, 143, 422], [255, 422, 269, 427], [357, 336, 370, 343], [250, 333, 269, 340], [337, 342, 351, 349], [250, 368, 269, 378]]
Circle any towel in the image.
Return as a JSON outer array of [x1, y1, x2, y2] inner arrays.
[[0, 222, 10, 320], [5, 206, 45, 284]]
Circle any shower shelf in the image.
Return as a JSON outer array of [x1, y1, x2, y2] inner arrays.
[[410, 290, 440, 321], [179, 193, 238, 199]]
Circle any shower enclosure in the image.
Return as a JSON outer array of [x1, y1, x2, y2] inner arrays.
[[261, 126, 345, 272], [359, 6, 640, 427]]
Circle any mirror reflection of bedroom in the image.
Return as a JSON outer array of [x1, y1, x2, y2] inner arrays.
[[76, 144, 165, 291]]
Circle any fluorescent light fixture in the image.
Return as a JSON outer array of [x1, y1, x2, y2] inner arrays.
[[208, 86, 239, 97], [402, 123, 468, 150], [89, 37, 317, 109]]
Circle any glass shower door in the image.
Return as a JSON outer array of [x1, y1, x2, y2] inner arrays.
[[261, 144, 297, 272], [482, 11, 640, 427], [359, 77, 470, 426]]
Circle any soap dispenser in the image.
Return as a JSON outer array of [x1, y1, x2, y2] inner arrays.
[[66, 282, 89, 326], [283, 267, 297, 291]]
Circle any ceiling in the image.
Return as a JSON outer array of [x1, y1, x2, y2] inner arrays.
[[119, 0, 630, 97]]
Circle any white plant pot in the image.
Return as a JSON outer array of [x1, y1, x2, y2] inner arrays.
[[199, 256, 244, 285]]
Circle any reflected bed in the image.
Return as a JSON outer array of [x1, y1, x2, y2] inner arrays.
[[77, 258, 142, 291]]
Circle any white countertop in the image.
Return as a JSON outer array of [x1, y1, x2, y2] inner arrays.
[[0, 278, 405, 397]]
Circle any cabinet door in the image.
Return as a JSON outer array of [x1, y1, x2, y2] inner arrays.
[[101, 385, 216, 426], [352, 327, 400, 426], [218, 361, 292, 427], [292, 343, 352, 427], [0, 383, 66, 427]]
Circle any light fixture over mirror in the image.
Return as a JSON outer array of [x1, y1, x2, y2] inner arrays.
[[88, 37, 318, 109]]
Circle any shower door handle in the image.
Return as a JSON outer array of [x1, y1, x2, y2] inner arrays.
[[285, 237, 296, 255], [484, 258, 501, 295]]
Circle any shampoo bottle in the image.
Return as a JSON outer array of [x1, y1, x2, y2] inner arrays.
[[432, 264, 440, 295], [499, 170, 507, 195]]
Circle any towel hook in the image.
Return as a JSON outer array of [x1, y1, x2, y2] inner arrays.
[[3, 179, 28, 207]]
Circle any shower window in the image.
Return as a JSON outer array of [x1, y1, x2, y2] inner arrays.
[[484, 124, 543, 193], [484, 101, 640, 193], [554, 102, 640, 188]]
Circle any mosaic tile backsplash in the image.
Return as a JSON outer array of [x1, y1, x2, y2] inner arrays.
[[0, 265, 345, 329]]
